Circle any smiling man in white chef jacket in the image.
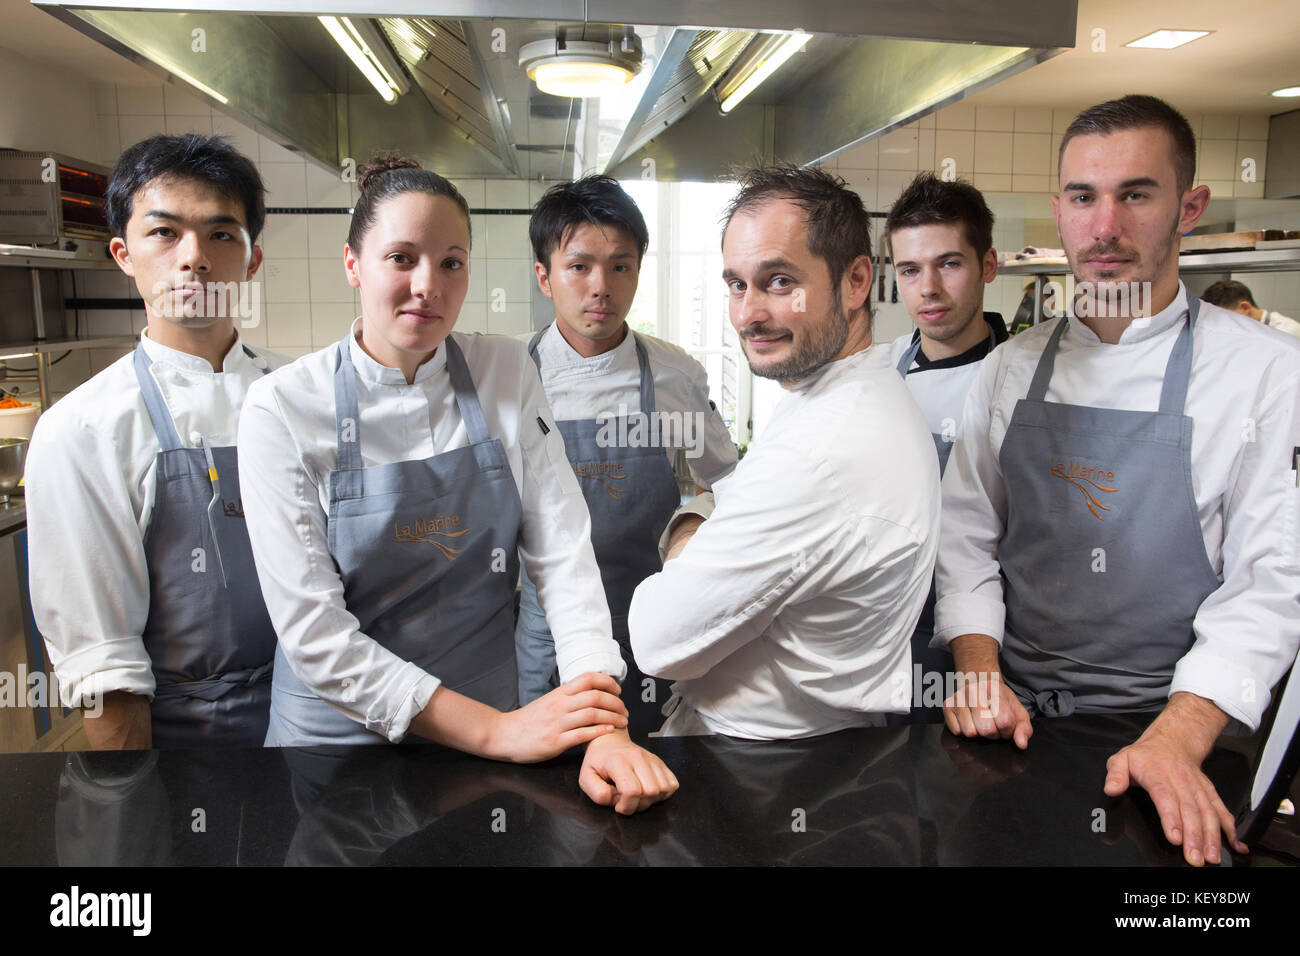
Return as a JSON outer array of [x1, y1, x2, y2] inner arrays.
[[517, 175, 737, 737], [936, 94, 1300, 866], [25, 134, 285, 749], [628, 164, 940, 739]]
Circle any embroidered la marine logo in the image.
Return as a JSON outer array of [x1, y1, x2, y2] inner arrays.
[[393, 514, 468, 560], [1051, 457, 1118, 519], [574, 461, 627, 500]]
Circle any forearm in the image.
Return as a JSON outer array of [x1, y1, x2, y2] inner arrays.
[[81, 691, 152, 750], [407, 685, 502, 759], [664, 514, 705, 561], [1138, 692, 1230, 763], [949, 633, 1002, 676]]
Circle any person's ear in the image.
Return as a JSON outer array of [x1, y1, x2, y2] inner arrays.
[[245, 245, 264, 281], [109, 236, 134, 277], [534, 261, 554, 299], [343, 243, 361, 289]]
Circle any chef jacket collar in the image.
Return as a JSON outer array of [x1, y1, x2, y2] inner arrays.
[[346, 316, 449, 387], [139, 325, 257, 375], [541, 319, 635, 376], [1064, 282, 1190, 348], [783, 343, 884, 395]]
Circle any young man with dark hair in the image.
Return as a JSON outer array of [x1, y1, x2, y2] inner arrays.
[[629, 164, 940, 739], [884, 172, 1008, 721], [937, 94, 1300, 865], [1203, 279, 1300, 339], [26, 133, 285, 749], [518, 175, 736, 736]]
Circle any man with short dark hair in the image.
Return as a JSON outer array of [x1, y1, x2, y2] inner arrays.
[[884, 172, 1008, 721], [936, 94, 1300, 865], [1203, 279, 1300, 339], [629, 164, 939, 739], [517, 175, 736, 736], [26, 134, 285, 749]]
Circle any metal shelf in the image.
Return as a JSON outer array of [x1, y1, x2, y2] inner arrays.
[[0, 337, 135, 355], [998, 247, 1300, 277]]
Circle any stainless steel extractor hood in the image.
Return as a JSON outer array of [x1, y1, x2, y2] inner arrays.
[[35, 1, 1077, 183]]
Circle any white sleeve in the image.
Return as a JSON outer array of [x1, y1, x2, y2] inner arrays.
[[515, 351, 626, 683], [628, 450, 841, 681], [933, 353, 1009, 647], [24, 411, 155, 705], [682, 360, 738, 489], [1170, 370, 1300, 729], [236, 386, 439, 743]]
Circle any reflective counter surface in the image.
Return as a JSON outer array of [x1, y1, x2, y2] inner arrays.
[[1, 715, 1295, 866]]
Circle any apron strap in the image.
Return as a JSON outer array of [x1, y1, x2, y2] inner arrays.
[[133, 343, 185, 452], [333, 338, 363, 471], [1157, 295, 1199, 416], [443, 335, 491, 446], [631, 331, 656, 415], [895, 335, 922, 379], [1024, 318, 1069, 402], [242, 344, 272, 375], [526, 327, 546, 370]]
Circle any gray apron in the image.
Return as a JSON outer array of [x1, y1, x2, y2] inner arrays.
[[265, 334, 523, 746], [133, 343, 276, 749], [996, 298, 1221, 716], [893, 338, 954, 723], [515, 326, 681, 737]]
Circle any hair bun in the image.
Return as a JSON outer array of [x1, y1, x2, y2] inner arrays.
[[358, 151, 423, 193]]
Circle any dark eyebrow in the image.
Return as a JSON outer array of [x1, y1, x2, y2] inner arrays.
[[386, 242, 470, 254], [722, 257, 801, 282], [142, 210, 243, 227], [563, 250, 636, 261], [1061, 177, 1160, 194], [895, 250, 967, 268]]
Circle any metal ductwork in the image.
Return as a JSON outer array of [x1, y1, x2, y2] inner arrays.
[[35, 1, 1077, 183]]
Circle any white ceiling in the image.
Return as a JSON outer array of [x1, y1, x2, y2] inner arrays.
[[967, 0, 1300, 116], [2, 0, 1297, 116]]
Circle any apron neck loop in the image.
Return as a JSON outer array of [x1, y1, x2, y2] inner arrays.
[[528, 322, 656, 414], [441, 335, 491, 446], [1024, 318, 1069, 402], [895, 335, 922, 378], [333, 338, 364, 471], [1025, 299, 1198, 414], [133, 343, 185, 452], [1156, 296, 1198, 417]]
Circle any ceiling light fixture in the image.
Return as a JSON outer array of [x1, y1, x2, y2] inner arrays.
[[715, 30, 811, 115], [319, 16, 410, 104], [1271, 86, 1300, 97], [519, 31, 643, 99], [1124, 29, 1211, 50]]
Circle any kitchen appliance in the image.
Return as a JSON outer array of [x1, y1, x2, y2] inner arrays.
[[0, 438, 28, 504], [0, 150, 111, 248]]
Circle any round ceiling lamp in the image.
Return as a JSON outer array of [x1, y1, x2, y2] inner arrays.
[[519, 34, 643, 98]]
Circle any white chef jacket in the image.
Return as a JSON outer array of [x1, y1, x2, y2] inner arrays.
[[24, 330, 287, 707], [628, 345, 941, 740], [237, 321, 627, 742], [1263, 310, 1300, 341], [525, 322, 738, 487], [935, 284, 1300, 730]]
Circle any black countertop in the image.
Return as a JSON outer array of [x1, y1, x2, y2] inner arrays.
[[2, 715, 1295, 866]]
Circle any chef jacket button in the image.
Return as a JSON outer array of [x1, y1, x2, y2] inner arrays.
[[189, 431, 203, 446]]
